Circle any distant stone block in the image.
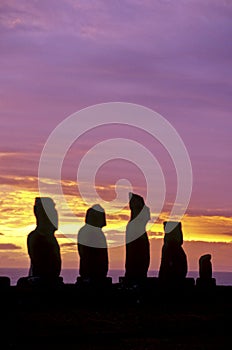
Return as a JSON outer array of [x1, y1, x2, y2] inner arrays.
[[76, 276, 112, 288], [145, 277, 159, 288], [0, 276, 10, 288], [118, 276, 125, 284], [118, 276, 159, 288], [158, 277, 195, 289], [184, 277, 195, 288], [196, 277, 216, 288], [17, 276, 63, 288]]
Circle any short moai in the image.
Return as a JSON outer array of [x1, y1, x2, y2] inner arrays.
[[196, 254, 216, 287], [158, 221, 194, 288]]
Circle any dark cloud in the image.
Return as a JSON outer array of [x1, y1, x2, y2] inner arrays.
[[55, 233, 68, 238], [107, 214, 129, 221], [0, 175, 39, 194], [0, 243, 21, 250], [60, 242, 77, 248], [105, 230, 124, 237], [219, 232, 232, 238], [59, 234, 77, 240], [186, 209, 232, 218]]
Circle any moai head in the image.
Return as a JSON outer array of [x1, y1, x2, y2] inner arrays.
[[163, 221, 183, 246], [85, 204, 106, 228], [129, 192, 150, 223], [34, 197, 58, 231]]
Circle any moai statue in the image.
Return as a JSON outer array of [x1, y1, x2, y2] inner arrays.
[[124, 192, 150, 286], [158, 221, 188, 287], [77, 204, 112, 288], [196, 254, 216, 287], [27, 197, 61, 281], [199, 254, 212, 279], [17, 197, 63, 287]]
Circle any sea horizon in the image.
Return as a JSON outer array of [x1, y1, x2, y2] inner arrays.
[[1, 267, 232, 286]]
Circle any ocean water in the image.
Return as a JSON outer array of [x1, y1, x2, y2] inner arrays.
[[1, 268, 232, 286]]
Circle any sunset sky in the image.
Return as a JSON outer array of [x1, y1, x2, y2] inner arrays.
[[0, 0, 232, 273]]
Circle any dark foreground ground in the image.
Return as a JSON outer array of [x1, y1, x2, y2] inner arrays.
[[0, 281, 232, 349]]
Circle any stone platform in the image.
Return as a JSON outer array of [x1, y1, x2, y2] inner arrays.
[[0, 276, 231, 349]]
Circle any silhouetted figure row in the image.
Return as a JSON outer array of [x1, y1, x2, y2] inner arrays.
[[14, 195, 215, 289]]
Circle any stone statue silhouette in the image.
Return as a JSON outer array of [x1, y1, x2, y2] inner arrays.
[[196, 253, 216, 287], [199, 254, 212, 280], [77, 204, 108, 281], [27, 197, 61, 281], [125, 192, 150, 281], [158, 221, 187, 284]]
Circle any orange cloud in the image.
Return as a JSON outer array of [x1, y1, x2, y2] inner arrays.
[[0, 175, 231, 271]]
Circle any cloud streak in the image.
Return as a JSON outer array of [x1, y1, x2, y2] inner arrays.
[[0, 243, 21, 250]]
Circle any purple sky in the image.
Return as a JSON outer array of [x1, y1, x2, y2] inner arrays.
[[1, 0, 232, 211], [0, 1, 232, 271]]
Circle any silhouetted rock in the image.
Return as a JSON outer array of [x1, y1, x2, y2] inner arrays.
[[158, 221, 187, 286], [27, 197, 61, 283], [125, 192, 150, 282], [77, 204, 108, 281]]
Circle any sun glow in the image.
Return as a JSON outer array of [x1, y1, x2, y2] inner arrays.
[[0, 176, 231, 269]]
